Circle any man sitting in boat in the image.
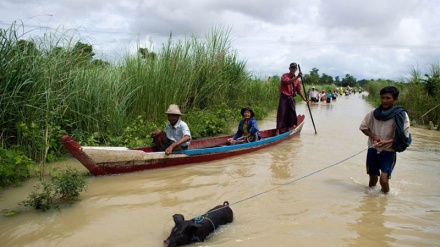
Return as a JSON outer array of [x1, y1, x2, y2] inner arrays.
[[226, 107, 261, 145], [150, 104, 191, 155]]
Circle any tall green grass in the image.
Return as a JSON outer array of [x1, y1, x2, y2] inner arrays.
[[1, 23, 279, 172], [363, 65, 440, 125]]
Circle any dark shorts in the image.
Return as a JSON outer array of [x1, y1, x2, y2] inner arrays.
[[366, 148, 396, 178], [161, 139, 188, 151]]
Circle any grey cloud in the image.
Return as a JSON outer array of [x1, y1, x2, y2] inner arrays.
[[2, 0, 439, 80]]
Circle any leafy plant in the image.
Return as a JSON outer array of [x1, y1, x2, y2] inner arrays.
[[118, 115, 157, 147], [52, 167, 88, 200], [20, 167, 87, 211], [21, 180, 55, 212], [0, 148, 32, 189], [2, 210, 21, 217], [185, 105, 232, 139]]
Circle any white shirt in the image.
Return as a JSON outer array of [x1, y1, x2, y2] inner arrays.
[[359, 110, 410, 152], [165, 119, 191, 147]]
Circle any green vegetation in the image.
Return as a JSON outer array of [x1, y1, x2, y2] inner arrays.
[[0, 148, 33, 189], [1, 23, 278, 185], [20, 167, 87, 211], [302, 68, 358, 88], [302, 66, 440, 125], [362, 64, 440, 125], [1, 21, 439, 190]]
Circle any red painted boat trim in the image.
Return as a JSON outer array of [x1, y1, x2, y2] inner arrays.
[[61, 136, 107, 175], [62, 115, 305, 175]]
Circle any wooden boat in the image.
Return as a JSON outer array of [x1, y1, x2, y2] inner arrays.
[[62, 115, 305, 176]]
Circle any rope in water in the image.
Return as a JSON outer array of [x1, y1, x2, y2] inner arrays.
[[189, 145, 437, 220], [190, 147, 369, 219], [229, 147, 368, 207]]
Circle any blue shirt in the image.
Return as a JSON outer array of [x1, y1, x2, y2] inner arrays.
[[233, 117, 261, 140]]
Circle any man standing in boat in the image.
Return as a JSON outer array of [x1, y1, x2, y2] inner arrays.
[[276, 62, 308, 135], [151, 104, 191, 155]]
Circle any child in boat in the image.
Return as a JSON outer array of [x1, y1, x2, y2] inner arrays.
[[227, 107, 261, 145]]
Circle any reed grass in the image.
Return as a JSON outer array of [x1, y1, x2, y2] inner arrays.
[[1, 23, 278, 172], [3, 21, 439, 182], [363, 68, 440, 125]]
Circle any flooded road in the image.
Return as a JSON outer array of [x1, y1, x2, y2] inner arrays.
[[1, 93, 440, 246]]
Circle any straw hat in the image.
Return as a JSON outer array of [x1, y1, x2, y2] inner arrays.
[[165, 104, 182, 115]]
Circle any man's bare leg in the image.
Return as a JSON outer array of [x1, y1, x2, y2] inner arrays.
[[151, 129, 166, 150], [379, 172, 390, 194], [369, 175, 378, 188]]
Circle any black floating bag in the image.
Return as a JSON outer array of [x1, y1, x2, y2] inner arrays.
[[392, 111, 412, 152]]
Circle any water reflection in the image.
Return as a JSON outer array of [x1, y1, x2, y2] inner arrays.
[[233, 158, 256, 178], [270, 143, 295, 180], [2, 93, 440, 246], [348, 194, 395, 246]]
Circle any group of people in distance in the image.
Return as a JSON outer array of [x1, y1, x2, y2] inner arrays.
[[308, 87, 336, 103], [150, 62, 411, 194], [308, 86, 364, 104]]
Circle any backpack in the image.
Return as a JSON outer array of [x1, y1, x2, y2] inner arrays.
[[392, 111, 412, 152], [393, 133, 412, 152]]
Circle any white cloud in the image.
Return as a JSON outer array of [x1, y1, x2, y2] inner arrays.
[[1, 0, 439, 80]]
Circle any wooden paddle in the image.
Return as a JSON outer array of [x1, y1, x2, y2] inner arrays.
[[298, 64, 317, 134]]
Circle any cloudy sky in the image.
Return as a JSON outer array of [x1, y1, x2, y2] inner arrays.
[[1, 0, 439, 80]]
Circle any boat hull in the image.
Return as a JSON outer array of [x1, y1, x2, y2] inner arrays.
[[62, 115, 305, 175]]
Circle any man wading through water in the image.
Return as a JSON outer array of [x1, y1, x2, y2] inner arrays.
[[359, 86, 411, 194]]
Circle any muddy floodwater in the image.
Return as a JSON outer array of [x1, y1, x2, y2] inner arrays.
[[1, 93, 439, 247]]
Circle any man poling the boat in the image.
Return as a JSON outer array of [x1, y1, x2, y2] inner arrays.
[[276, 62, 308, 136]]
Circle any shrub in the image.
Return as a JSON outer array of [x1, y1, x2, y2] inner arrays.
[[21, 180, 55, 212], [0, 148, 32, 189], [21, 167, 87, 211], [52, 167, 88, 200], [185, 105, 233, 139]]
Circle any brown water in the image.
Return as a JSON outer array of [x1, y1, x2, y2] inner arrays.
[[1, 94, 440, 247]]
